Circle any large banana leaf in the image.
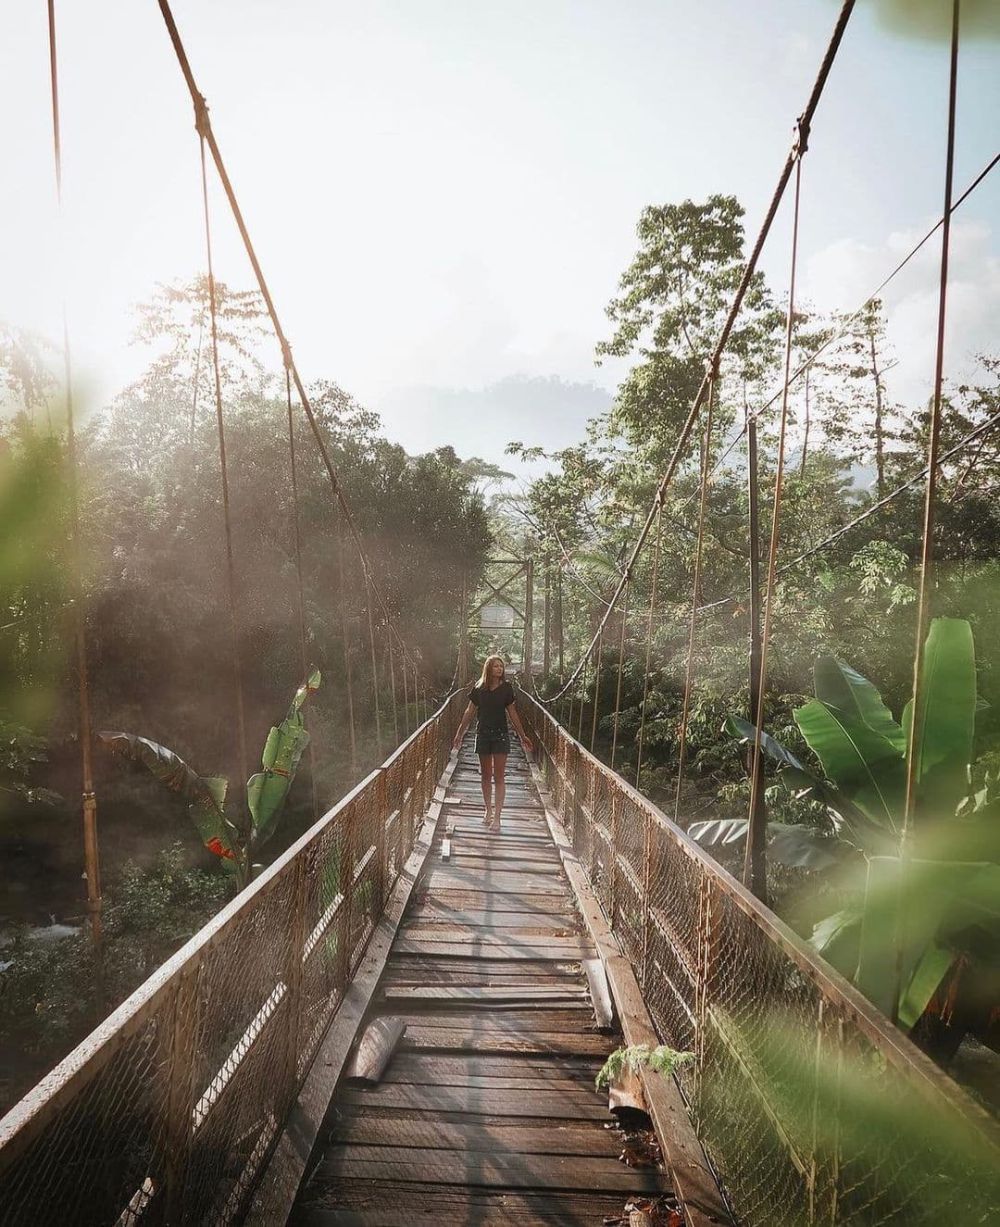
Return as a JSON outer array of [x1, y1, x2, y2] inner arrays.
[[901, 617, 976, 824], [814, 656, 906, 752], [247, 669, 321, 849], [724, 715, 807, 772], [854, 856, 998, 1027], [793, 701, 905, 831], [99, 731, 235, 861], [810, 907, 863, 975], [688, 817, 846, 870]]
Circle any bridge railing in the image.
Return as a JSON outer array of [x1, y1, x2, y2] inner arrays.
[[0, 692, 465, 1227], [521, 693, 1000, 1227]]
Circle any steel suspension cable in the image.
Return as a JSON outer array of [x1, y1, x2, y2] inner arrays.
[[285, 363, 318, 818], [674, 374, 718, 820], [157, 0, 429, 690], [533, 0, 856, 708], [895, 0, 961, 1023], [47, 0, 102, 951], [198, 125, 252, 822], [634, 500, 664, 787], [745, 153, 805, 899]]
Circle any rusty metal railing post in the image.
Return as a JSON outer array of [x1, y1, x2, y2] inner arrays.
[[609, 785, 621, 929], [374, 768, 388, 910], [692, 874, 715, 1135], [335, 802, 357, 991], [283, 855, 308, 1108], [640, 807, 653, 988], [162, 956, 202, 1223]]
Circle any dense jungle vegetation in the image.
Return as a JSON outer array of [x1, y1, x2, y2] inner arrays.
[[497, 195, 1000, 1097], [0, 279, 491, 1107]]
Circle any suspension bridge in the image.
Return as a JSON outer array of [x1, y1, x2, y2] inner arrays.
[[1, 1, 999, 1224]]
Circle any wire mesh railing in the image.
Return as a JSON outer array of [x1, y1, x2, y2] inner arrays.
[[0, 692, 464, 1227], [521, 693, 1000, 1227]]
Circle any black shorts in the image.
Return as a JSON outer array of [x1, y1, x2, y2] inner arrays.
[[475, 727, 511, 757]]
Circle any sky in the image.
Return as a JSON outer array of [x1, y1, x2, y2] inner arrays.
[[2, 1, 998, 475]]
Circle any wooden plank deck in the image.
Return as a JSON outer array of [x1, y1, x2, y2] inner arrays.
[[289, 734, 679, 1226]]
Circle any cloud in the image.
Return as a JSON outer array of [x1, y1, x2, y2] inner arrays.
[[803, 217, 1000, 406], [373, 374, 611, 475]]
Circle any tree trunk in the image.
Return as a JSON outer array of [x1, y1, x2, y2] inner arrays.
[[869, 327, 886, 499]]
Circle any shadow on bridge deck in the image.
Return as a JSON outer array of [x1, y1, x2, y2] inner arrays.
[[288, 732, 676, 1226]]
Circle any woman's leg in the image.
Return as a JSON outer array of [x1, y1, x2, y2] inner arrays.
[[479, 754, 493, 822], [490, 754, 508, 829]]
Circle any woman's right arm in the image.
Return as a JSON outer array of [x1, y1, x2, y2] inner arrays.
[[452, 701, 476, 750]]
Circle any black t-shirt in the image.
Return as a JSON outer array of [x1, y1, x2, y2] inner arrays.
[[469, 680, 516, 732]]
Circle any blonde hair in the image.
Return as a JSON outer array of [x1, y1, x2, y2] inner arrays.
[[477, 654, 506, 688]]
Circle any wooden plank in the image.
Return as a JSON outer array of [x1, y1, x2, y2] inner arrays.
[[339, 1083, 608, 1117], [317, 1145, 669, 1192], [394, 937, 592, 959], [294, 1184, 630, 1227], [400, 919, 578, 937], [383, 985, 588, 1003], [382, 1053, 601, 1083], [376, 1069, 595, 1093], [400, 1026, 614, 1056], [415, 888, 576, 913], [326, 1114, 618, 1156], [424, 872, 566, 895], [382, 1008, 597, 1030]]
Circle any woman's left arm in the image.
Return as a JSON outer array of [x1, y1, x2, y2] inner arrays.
[[507, 697, 534, 754]]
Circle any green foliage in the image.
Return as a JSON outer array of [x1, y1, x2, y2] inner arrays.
[[0, 844, 227, 1110], [247, 668, 320, 849], [595, 1043, 694, 1089], [101, 674, 321, 886], [707, 619, 999, 1040]]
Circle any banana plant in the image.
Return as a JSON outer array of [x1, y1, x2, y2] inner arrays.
[[691, 619, 999, 1043], [101, 670, 320, 890]]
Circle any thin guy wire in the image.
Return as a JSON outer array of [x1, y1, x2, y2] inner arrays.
[[609, 576, 631, 769], [674, 375, 717, 820], [199, 129, 251, 815], [589, 628, 605, 753], [336, 524, 358, 774], [745, 154, 804, 892], [286, 364, 318, 819], [896, 0, 961, 1023], [387, 637, 400, 744], [364, 571, 384, 756], [532, 0, 856, 707], [47, 0, 103, 948], [635, 501, 664, 787]]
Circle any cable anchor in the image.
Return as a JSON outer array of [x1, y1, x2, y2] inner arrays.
[[793, 113, 810, 159], [193, 92, 211, 139]]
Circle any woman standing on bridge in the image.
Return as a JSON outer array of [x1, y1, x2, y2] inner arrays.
[[452, 655, 534, 831]]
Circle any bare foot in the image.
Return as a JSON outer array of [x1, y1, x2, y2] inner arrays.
[[482, 807, 492, 825]]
